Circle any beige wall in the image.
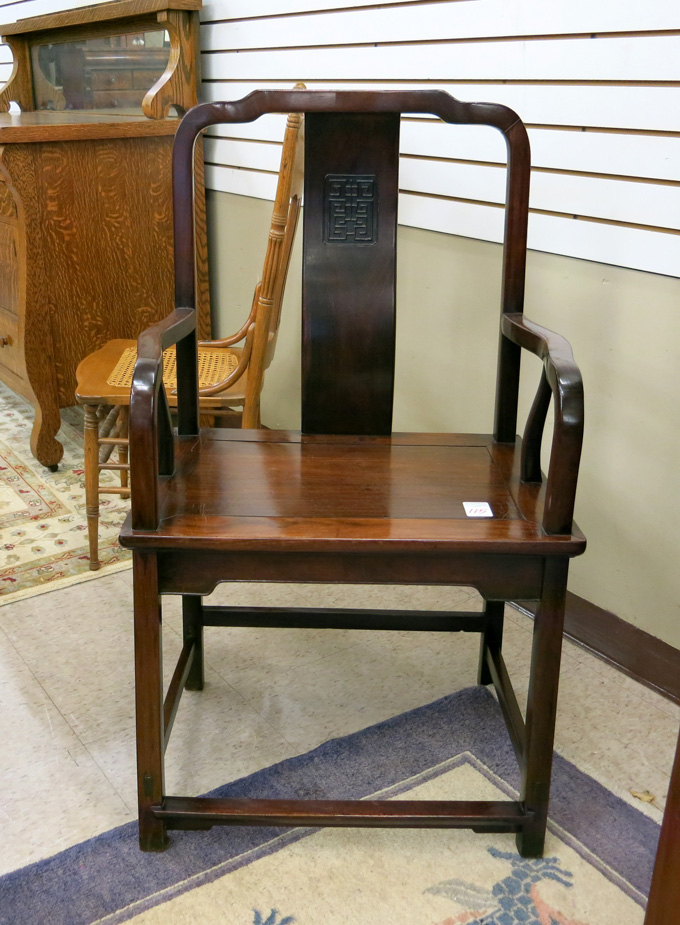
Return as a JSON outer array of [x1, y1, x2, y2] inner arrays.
[[207, 189, 680, 649]]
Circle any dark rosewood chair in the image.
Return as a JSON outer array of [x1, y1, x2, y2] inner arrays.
[[121, 88, 586, 858]]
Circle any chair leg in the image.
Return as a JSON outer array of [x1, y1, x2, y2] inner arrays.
[[516, 558, 569, 858], [477, 599, 504, 685], [118, 407, 129, 494], [182, 595, 204, 691], [83, 404, 101, 571], [133, 551, 169, 852]]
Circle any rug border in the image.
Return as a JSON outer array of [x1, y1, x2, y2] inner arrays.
[[0, 382, 131, 607], [0, 687, 659, 925], [0, 560, 132, 608]]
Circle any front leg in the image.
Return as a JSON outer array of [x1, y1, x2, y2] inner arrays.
[[517, 558, 569, 858], [133, 551, 169, 851]]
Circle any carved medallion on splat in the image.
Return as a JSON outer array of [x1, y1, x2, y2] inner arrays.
[[324, 174, 377, 245]]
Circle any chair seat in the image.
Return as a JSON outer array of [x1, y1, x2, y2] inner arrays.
[[75, 339, 248, 408], [120, 429, 585, 557]]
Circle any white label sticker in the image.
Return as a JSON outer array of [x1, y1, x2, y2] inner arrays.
[[463, 501, 493, 518]]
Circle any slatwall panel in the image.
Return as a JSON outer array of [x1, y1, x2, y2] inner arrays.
[[197, 0, 680, 277], [1, 0, 678, 276]]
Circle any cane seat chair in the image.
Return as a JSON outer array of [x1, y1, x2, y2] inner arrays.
[[121, 89, 586, 858], [74, 103, 304, 568]]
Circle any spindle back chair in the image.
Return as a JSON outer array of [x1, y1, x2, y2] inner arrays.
[[75, 101, 304, 568]]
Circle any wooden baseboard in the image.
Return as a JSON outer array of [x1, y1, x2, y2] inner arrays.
[[513, 592, 680, 706]]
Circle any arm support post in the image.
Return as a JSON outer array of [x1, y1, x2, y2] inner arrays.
[[129, 308, 197, 530], [501, 313, 584, 536]]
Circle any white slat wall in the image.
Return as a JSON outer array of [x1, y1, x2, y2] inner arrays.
[[1, 0, 678, 276]]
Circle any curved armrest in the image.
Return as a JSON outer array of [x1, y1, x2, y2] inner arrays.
[[129, 308, 197, 530], [199, 284, 260, 350], [501, 313, 584, 535], [170, 323, 256, 398], [199, 324, 255, 397], [136, 307, 196, 360]]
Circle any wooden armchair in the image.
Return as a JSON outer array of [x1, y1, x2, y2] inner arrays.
[[120, 89, 586, 858], [74, 102, 304, 569]]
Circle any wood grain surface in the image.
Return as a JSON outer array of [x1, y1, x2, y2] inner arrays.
[[119, 428, 585, 558], [0, 112, 181, 142], [0, 0, 202, 36], [0, 129, 210, 465], [33, 136, 174, 404]]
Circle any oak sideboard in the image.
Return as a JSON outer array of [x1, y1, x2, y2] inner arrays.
[[0, 0, 210, 468]]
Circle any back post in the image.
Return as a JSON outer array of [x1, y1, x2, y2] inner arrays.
[[302, 112, 400, 436], [172, 118, 201, 439], [493, 119, 531, 444]]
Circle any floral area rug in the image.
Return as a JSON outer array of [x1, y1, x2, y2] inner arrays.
[[0, 382, 130, 606], [0, 688, 659, 924]]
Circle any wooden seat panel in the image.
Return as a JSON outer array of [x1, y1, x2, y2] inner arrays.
[[119, 430, 585, 555]]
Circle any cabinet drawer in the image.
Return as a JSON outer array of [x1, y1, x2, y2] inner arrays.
[[91, 89, 147, 108], [91, 69, 133, 91], [132, 67, 165, 89], [0, 308, 20, 376], [0, 222, 18, 316]]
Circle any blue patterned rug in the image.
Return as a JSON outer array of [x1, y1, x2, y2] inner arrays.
[[0, 687, 659, 924]]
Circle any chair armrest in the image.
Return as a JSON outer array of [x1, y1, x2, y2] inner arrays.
[[199, 283, 260, 350], [198, 324, 255, 396], [136, 307, 196, 360], [501, 313, 584, 535], [129, 308, 197, 530]]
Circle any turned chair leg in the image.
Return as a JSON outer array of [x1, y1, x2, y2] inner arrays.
[[133, 551, 169, 852], [83, 404, 101, 571], [477, 599, 505, 685], [516, 558, 569, 858], [118, 407, 129, 495]]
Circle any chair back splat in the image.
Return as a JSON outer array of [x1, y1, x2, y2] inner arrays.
[[121, 89, 586, 860], [302, 111, 399, 435]]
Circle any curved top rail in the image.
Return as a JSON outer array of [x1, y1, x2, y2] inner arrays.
[[179, 89, 521, 141], [173, 89, 530, 350]]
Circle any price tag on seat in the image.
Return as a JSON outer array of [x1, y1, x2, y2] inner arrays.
[[463, 502, 493, 518]]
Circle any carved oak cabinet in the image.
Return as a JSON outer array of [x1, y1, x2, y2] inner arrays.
[[0, 0, 210, 468]]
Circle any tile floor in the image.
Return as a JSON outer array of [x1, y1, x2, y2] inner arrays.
[[0, 570, 677, 878]]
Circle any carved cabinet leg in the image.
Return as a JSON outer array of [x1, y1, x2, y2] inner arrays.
[[29, 399, 63, 470]]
